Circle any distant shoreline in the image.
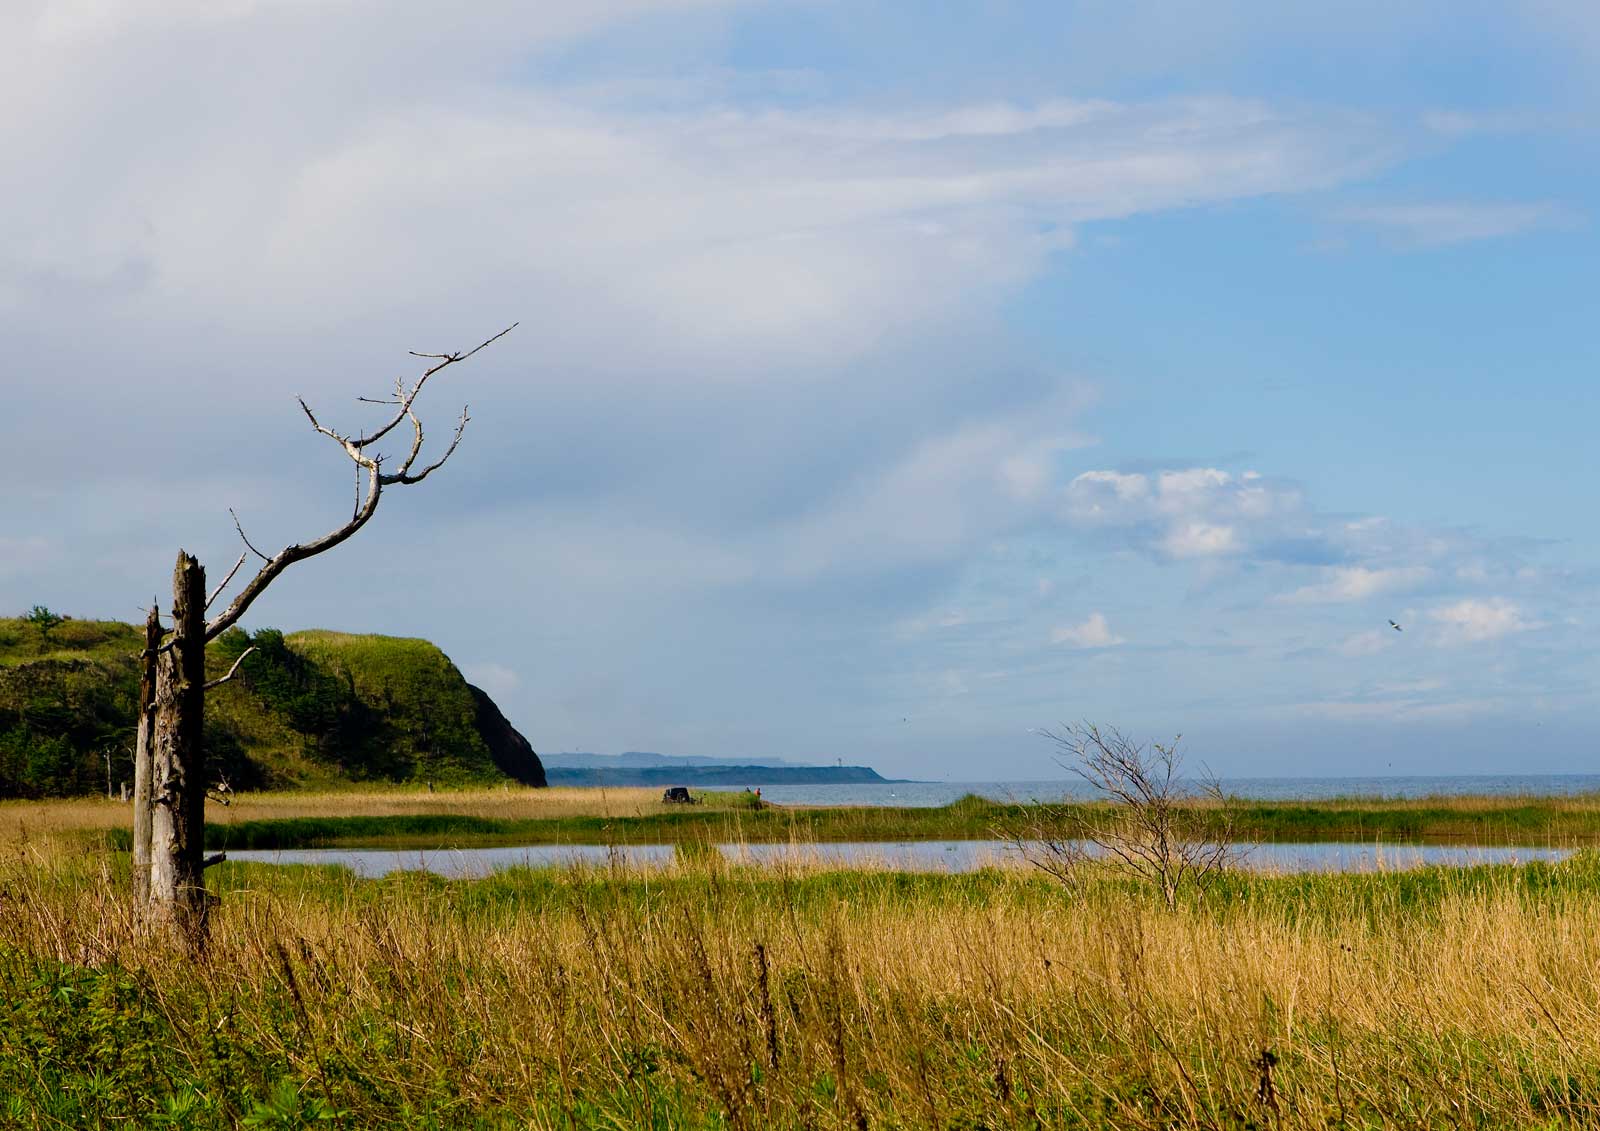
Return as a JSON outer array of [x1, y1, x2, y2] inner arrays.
[[544, 764, 914, 787]]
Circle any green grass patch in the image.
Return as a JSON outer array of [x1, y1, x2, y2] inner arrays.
[[95, 792, 1600, 851], [167, 793, 1032, 849]]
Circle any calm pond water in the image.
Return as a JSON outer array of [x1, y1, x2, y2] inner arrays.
[[226, 840, 1572, 879]]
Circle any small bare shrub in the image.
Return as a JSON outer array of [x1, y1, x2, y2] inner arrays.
[[1018, 722, 1238, 908]]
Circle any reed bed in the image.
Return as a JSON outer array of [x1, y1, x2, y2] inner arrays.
[[7, 836, 1600, 1128], [20, 789, 1600, 858], [0, 787, 683, 851]]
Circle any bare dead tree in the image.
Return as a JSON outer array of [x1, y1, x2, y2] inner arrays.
[[1014, 723, 1238, 909], [130, 324, 515, 946]]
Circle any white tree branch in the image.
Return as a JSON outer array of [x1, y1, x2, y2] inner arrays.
[[203, 646, 257, 691], [206, 553, 248, 610], [202, 325, 513, 641]]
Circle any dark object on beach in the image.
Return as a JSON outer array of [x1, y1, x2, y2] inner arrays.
[[662, 786, 696, 804]]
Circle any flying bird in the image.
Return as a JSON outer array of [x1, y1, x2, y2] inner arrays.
[[1389, 620, 1403, 632]]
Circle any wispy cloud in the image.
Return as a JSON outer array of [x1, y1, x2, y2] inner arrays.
[[1051, 612, 1124, 649], [1280, 565, 1431, 604], [1334, 201, 1578, 247], [1419, 109, 1567, 137], [1281, 696, 1498, 723], [1428, 597, 1541, 645]]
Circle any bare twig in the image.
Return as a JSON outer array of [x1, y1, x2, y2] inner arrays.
[[203, 324, 514, 641], [347, 321, 515, 451], [229, 509, 271, 563], [203, 646, 257, 691], [206, 553, 248, 610], [382, 404, 468, 486]]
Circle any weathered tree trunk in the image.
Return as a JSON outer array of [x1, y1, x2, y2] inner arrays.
[[130, 605, 159, 905], [147, 552, 210, 944], [127, 326, 509, 949]]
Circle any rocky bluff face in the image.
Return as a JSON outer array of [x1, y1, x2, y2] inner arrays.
[[468, 684, 545, 787]]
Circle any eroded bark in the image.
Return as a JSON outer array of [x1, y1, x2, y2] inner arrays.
[[130, 605, 159, 905], [147, 552, 209, 944]]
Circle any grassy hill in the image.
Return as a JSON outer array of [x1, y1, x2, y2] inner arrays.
[[0, 614, 544, 798], [0, 618, 145, 796]]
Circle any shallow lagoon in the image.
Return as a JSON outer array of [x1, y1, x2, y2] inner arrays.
[[227, 839, 1573, 878]]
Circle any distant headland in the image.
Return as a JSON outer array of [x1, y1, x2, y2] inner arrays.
[[541, 751, 905, 787]]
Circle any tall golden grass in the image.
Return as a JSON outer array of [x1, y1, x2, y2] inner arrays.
[[6, 832, 1600, 1127]]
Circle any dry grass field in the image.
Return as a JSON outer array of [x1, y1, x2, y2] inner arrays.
[[6, 801, 1600, 1127]]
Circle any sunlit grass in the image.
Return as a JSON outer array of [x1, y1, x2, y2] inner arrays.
[[20, 787, 1600, 859], [0, 785, 750, 851], [8, 836, 1600, 1127]]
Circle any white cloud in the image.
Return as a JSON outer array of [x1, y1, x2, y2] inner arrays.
[[1063, 466, 1302, 560], [1061, 466, 1541, 616], [0, 5, 1399, 372], [1282, 697, 1496, 723], [0, 8, 1410, 620], [1161, 522, 1239, 559], [1281, 565, 1431, 604], [1428, 598, 1539, 645], [1051, 612, 1124, 648], [1335, 201, 1577, 246]]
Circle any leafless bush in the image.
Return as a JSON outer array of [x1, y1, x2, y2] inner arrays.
[[1016, 722, 1238, 908]]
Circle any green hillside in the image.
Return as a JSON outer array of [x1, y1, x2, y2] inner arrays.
[[0, 614, 544, 798], [0, 617, 144, 796]]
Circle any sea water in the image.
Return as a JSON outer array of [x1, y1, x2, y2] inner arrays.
[[749, 774, 1600, 808]]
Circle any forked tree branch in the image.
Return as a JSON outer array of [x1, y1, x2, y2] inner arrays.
[[203, 324, 514, 642]]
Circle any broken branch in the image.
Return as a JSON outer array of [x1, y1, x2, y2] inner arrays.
[[206, 553, 248, 610], [229, 509, 272, 563], [203, 646, 257, 691]]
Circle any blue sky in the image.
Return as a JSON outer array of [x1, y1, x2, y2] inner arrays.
[[3, 1, 1598, 779]]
